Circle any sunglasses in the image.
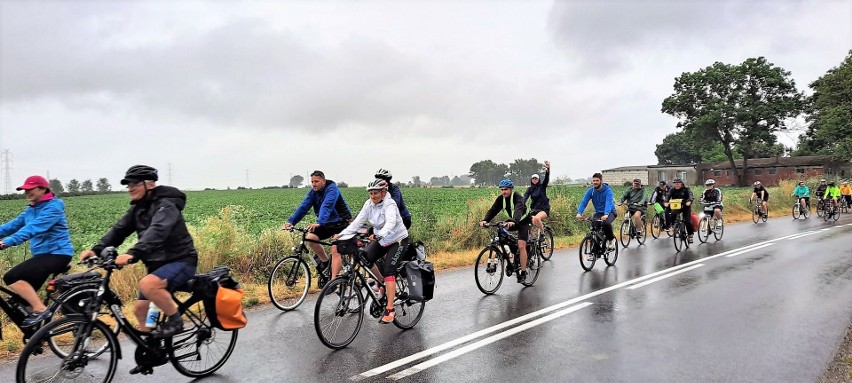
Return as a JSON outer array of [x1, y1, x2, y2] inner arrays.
[[499, 188, 509, 191]]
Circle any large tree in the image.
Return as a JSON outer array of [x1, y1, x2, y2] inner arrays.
[[80, 179, 94, 193], [96, 178, 111, 192], [49, 179, 64, 193], [66, 179, 81, 193], [288, 175, 304, 188], [507, 158, 544, 186], [662, 57, 804, 185], [795, 51, 852, 160], [469, 160, 509, 186]]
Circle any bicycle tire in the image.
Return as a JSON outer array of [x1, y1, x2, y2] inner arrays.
[[651, 214, 662, 239], [752, 206, 760, 223], [578, 236, 596, 271], [49, 285, 119, 359], [268, 256, 310, 311], [539, 227, 555, 261], [603, 238, 618, 266], [697, 216, 710, 243], [314, 277, 364, 349], [816, 201, 825, 217], [522, 247, 541, 287], [17, 315, 118, 383], [619, 220, 631, 248], [833, 207, 840, 221], [392, 278, 425, 330], [713, 218, 724, 241], [792, 203, 800, 219], [636, 218, 648, 245], [169, 298, 239, 378], [673, 221, 685, 252], [802, 205, 810, 219], [761, 208, 768, 222], [474, 246, 505, 294]]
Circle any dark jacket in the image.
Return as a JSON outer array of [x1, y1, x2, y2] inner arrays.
[[483, 191, 527, 223], [650, 186, 670, 204], [524, 169, 550, 211], [288, 180, 352, 225], [667, 186, 694, 209], [388, 183, 411, 220], [92, 186, 198, 267]]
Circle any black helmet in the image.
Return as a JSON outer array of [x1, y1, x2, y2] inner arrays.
[[121, 165, 159, 185], [672, 178, 683, 184], [828, 181, 835, 186]]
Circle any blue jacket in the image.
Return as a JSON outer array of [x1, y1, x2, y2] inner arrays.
[[288, 180, 352, 225], [388, 183, 411, 220], [0, 196, 74, 256], [576, 183, 616, 215]]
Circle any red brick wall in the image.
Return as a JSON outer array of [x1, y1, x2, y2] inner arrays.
[[702, 167, 824, 186]]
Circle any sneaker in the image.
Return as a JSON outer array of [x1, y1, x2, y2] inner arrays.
[[586, 253, 596, 262], [687, 234, 694, 244], [517, 270, 527, 284], [21, 309, 53, 328], [715, 221, 723, 231], [505, 263, 514, 277], [539, 233, 546, 242], [152, 313, 184, 338], [379, 308, 395, 324], [129, 365, 153, 375], [607, 239, 617, 251]]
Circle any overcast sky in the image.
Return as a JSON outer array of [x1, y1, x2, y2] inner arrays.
[[1, 0, 849, 191]]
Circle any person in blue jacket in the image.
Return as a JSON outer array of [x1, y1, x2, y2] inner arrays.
[[0, 175, 73, 326], [575, 173, 617, 249], [374, 168, 412, 229], [284, 170, 352, 277]]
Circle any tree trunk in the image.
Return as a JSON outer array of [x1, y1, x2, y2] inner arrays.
[[723, 144, 740, 186], [741, 157, 750, 187]]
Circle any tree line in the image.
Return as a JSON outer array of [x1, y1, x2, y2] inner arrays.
[[47, 178, 112, 194]]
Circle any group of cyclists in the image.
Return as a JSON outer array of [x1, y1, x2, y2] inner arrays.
[[792, 179, 852, 212]]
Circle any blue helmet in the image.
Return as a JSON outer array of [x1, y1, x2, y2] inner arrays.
[[499, 179, 514, 188]]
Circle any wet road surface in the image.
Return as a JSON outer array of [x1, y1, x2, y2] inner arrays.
[[3, 214, 851, 382]]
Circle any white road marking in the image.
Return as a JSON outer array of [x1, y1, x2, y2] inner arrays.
[[786, 231, 819, 240], [725, 243, 775, 257], [627, 264, 705, 290], [387, 302, 594, 380]]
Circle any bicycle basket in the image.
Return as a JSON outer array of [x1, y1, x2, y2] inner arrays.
[[333, 237, 364, 255], [669, 199, 683, 210]]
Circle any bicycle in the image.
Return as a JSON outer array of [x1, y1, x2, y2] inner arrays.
[[751, 198, 768, 223], [791, 196, 810, 220], [313, 235, 426, 349], [530, 224, 555, 261], [667, 199, 691, 252], [16, 247, 239, 382], [577, 218, 618, 271], [697, 201, 724, 243], [823, 199, 840, 222], [840, 196, 850, 214], [649, 202, 670, 239], [474, 222, 542, 294], [267, 226, 333, 311], [617, 203, 648, 248], [815, 197, 826, 218]]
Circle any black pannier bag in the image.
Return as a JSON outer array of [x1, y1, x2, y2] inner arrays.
[[404, 259, 435, 302], [333, 236, 364, 255]]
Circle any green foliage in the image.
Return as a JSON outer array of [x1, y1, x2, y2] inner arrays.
[[662, 57, 805, 184], [795, 50, 852, 160], [49, 178, 64, 193], [96, 178, 112, 192], [288, 175, 304, 188], [80, 180, 93, 193]]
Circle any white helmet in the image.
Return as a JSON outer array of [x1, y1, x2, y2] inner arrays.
[[705, 179, 716, 185], [374, 168, 392, 181], [366, 179, 388, 191], [753, 181, 761, 186]]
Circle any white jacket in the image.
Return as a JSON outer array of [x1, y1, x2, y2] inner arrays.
[[340, 193, 408, 246]]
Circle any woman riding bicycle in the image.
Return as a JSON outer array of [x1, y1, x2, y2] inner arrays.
[[792, 181, 810, 209], [332, 179, 409, 324], [524, 160, 550, 241], [0, 175, 73, 327]]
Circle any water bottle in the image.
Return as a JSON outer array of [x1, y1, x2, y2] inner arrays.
[[367, 278, 384, 300], [145, 302, 160, 329]]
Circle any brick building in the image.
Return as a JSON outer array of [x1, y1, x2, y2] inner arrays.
[[602, 164, 699, 186], [701, 155, 852, 186]]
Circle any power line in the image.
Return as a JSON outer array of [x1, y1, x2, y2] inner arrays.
[[1, 149, 12, 195]]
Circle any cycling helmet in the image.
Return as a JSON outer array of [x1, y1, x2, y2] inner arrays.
[[120, 165, 158, 185], [659, 181, 667, 186], [374, 168, 392, 181], [499, 179, 514, 189], [820, 179, 826, 183], [705, 179, 716, 185], [753, 181, 761, 186], [672, 178, 683, 184], [366, 179, 388, 191], [828, 181, 835, 186]]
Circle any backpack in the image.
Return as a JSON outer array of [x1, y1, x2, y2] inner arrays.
[[194, 267, 247, 330]]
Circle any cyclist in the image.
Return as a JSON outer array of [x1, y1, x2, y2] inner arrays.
[[80, 165, 198, 345], [664, 178, 695, 243], [751, 181, 769, 218], [332, 179, 408, 324], [815, 179, 828, 209], [700, 179, 723, 230], [481, 179, 530, 283], [374, 168, 412, 229], [824, 181, 841, 210], [0, 175, 73, 327], [575, 173, 617, 251], [791, 181, 810, 210], [619, 178, 647, 237], [524, 160, 551, 241], [649, 180, 671, 230], [284, 170, 352, 280], [840, 181, 852, 207]]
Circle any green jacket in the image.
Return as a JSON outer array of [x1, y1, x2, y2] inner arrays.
[[620, 187, 647, 208]]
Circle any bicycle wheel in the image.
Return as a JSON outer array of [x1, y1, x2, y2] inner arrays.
[[49, 286, 119, 358], [539, 227, 555, 261], [392, 277, 425, 330], [802, 204, 810, 219], [474, 246, 504, 294], [761, 207, 768, 222], [636, 218, 648, 245], [268, 256, 310, 311], [314, 277, 364, 349], [651, 214, 662, 239], [17, 316, 118, 383], [578, 236, 596, 271], [823, 207, 831, 222], [169, 297, 239, 378], [752, 206, 760, 223], [673, 222, 685, 252], [833, 207, 840, 221], [816, 201, 825, 217], [792, 203, 800, 219], [619, 220, 631, 248], [713, 217, 724, 241], [603, 238, 619, 266], [522, 247, 541, 287], [697, 217, 710, 243]]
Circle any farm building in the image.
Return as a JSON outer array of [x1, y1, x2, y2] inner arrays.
[[602, 164, 699, 186], [700, 155, 852, 186]]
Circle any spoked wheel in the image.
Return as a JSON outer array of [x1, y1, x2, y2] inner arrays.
[[17, 316, 119, 383], [651, 214, 662, 239], [603, 238, 619, 266], [392, 278, 425, 330], [578, 236, 596, 271], [49, 286, 119, 359], [170, 297, 239, 378], [761, 207, 768, 222], [816, 201, 825, 217], [713, 218, 724, 241], [314, 277, 364, 349], [802, 204, 810, 219], [752, 207, 760, 223], [636, 218, 648, 245], [474, 246, 505, 294], [619, 220, 632, 248], [268, 256, 311, 311], [792, 203, 801, 219], [522, 247, 541, 287], [673, 222, 686, 252], [539, 227, 555, 261], [833, 206, 840, 221], [697, 217, 710, 243]]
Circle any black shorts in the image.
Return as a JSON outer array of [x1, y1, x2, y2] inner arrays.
[[363, 237, 411, 278], [312, 221, 349, 240], [507, 216, 532, 241], [3, 254, 71, 290], [627, 208, 645, 216]]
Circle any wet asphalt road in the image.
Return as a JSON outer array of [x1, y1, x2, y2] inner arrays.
[[3, 214, 851, 382]]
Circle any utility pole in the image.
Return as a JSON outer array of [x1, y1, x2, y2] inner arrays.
[[1, 149, 12, 195], [246, 169, 250, 189], [168, 163, 173, 185]]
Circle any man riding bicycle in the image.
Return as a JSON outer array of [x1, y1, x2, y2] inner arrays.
[[332, 179, 409, 324], [649, 180, 670, 230], [840, 181, 852, 207], [480, 179, 530, 283], [576, 173, 617, 250], [665, 178, 695, 243], [619, 178, 647, 237], [80, 165, 198, 348], [792, 181, 810, 209], [751, 181, 769, 218], [374, 168, 412, 229], [701, 179, 723, 230], [284, 170, 352, 282], [824, 181, 841, 208]]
